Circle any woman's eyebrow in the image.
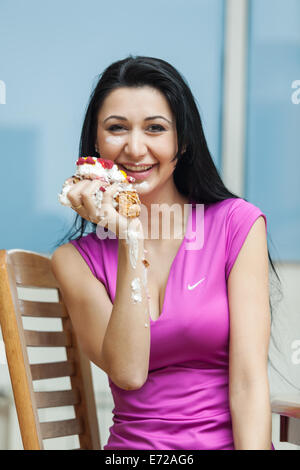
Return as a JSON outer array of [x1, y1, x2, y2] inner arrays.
[[103, 115, 172, 124], [145, 116, 172, 124]]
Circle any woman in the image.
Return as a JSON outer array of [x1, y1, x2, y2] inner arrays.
[[52, 56, 278, 450]]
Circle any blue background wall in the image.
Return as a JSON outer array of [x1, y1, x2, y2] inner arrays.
[[246, 0, 300, 261], [1, 0, 299, 260], [0, 0, 225, 254]]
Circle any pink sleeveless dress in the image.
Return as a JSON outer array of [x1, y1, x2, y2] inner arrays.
[[70, 198, 275, 450]]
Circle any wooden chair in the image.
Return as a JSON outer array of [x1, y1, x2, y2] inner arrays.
[[0, 249, 101, 450], [271, 395, 300, 446]]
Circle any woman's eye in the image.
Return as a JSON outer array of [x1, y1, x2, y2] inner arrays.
[[148, 124, 165, 132], [107, 124, 165, 132], [108, 125, 124, 131]]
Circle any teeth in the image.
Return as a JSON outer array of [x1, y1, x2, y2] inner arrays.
[[122, 165, 154, 172]]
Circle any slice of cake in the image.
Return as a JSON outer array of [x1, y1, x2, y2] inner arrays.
[[58, 156, 141, 218]]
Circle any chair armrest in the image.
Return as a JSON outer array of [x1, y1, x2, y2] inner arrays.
[[271, 394, 300, 418]]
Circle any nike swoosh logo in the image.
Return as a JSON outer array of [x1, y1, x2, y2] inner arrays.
[[187, 277, 206, 290]]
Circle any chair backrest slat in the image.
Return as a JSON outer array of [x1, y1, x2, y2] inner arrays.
[[40, 418, 84, 440], [30, 360, 76, 380], [0, 249, 101, 450], [8, 250, 59, 288], [35, 389, 80, 409], [19, 299, 68, 318], [24, 330, 72, 347]]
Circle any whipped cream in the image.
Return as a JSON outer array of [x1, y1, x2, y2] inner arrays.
[[75, 157, 126, 183], [58, 181, 74, 206], [133, 180, 150, 192], [124, 222, 143, 269], [131, 277, 142, 303]]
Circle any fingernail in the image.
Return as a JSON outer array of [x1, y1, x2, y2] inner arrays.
[[100, 186, 106, 192]]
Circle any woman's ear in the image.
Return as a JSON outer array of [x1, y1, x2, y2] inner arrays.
[[181, 144, 187, 154]]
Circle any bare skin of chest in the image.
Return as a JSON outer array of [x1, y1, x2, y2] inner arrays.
[[144, 239, 183, 321]]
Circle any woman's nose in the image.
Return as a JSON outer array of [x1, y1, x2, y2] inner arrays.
[[125, 130, 147, 157]]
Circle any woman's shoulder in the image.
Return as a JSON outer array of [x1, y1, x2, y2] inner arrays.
[[69, 229, 118, 249], [203, 198, 266, 236], [203, 197, 238, 219], [205, 197, 262, 217], [61, 230, 118, 281]]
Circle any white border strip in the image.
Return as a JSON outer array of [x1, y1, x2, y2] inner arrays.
[[221, 0, 249, 197]]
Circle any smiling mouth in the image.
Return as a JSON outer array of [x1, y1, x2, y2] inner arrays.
[[118, 163, 158, 179], [120, 164, 156, 172]]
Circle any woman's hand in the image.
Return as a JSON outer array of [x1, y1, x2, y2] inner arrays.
[[66, 178, 143, 239]]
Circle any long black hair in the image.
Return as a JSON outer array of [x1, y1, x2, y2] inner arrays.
[[54, 55, 282, 318]]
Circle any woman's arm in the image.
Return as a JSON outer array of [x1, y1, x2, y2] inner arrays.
[[101, 236, 151, 389], [227, 216, 272, 450], [51, 232, 150, 391], [54, 181, 151, 390]]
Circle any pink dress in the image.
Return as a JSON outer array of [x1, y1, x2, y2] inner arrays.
[[70, 197, 275, 450]]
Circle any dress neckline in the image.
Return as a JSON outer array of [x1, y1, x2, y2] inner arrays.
[[150, 200, 195, 324]]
